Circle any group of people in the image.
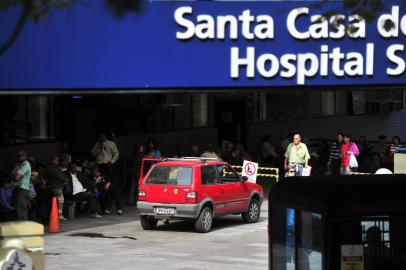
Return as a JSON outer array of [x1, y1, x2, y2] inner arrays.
[[328, 133, 403, 175], [0, 150, 124, 223], [0, 133, 171, 223], [1, 130, 403, 223], [262, 132, 403, 177]]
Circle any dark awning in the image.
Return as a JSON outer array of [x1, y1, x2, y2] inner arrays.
[[269, 175, 406, 216]]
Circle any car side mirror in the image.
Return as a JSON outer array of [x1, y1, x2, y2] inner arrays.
[[241, 176, 248, 182]]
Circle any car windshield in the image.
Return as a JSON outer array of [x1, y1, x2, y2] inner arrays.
[[145, 166, 193, 186]]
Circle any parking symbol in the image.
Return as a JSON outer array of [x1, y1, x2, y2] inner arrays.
[[244, 163, 256, 176]]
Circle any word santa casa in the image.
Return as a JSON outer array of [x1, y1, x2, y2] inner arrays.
[[174, 6, 366, 40]]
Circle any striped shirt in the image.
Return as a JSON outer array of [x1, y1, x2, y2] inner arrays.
[[329, 141, 341, 161], [389, 144, 402, 154]]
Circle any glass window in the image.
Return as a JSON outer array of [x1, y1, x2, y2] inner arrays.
[[145, 166, 192, 186], [291, 93, 306, 120], [299, 211, 323, 270], [201, 166, 219, 185], [193, 94, 208, 127], [216, 165, 240, 182], [271, 206, 296, 270], [361, 217, 392, 270], [336, 91, 349, 115], [259, 93, 267, 121], [321, 91, 335, 116], [306, 92, 321, 118], [0, 96, 55, 145], [362, 217, 390, 248], [142, 160, 160, 177]]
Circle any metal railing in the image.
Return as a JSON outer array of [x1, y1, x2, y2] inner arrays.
[[231, 165, 280, 182]]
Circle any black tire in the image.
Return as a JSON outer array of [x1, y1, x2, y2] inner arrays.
[[242, 199, 260, 223], [140, 216, 158, 230], [194, 207, 213, 233]]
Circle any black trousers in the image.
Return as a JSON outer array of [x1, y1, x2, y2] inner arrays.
[[30, 189, 53, 224], [71, 192, 101, 214], [13, 188, 29, 220], [331, 159, 341, 175], [98, 163, 114, 182], [129, 171, 140, 205], [0, 208, 16, 221], [100, 185, 122, 211]]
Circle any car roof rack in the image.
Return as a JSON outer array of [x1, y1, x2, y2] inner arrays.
[[164, 157, 222, 163]]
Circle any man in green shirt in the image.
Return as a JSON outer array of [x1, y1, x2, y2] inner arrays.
[[284, 134, 310, 176], [12, 150, 32, 220]]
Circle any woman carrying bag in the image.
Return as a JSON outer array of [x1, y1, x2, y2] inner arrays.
[[340, 134, 360, 175]]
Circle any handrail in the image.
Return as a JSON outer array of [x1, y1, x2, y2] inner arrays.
[[231, 165, 280, 182]]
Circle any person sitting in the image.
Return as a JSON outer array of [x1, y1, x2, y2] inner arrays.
[[64, 163, 102, 218], [91, 170, 123, 215], [0, 178, 15, 221]]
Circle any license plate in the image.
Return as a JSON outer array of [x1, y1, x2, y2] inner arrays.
[[155, 207, 176, 215]]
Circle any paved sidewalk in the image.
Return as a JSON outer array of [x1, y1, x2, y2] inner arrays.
[[45, 201, 269, 270], [49, 205, 140, 233]]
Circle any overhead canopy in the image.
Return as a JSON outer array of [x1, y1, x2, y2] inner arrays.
[[0, 0, 405, 92], [269, 175, 406, 216]]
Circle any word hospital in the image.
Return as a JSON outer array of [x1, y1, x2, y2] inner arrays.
[[175, 6, 406, 85]]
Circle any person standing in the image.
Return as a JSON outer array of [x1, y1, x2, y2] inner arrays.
[[46, 155, 68, 220], [382, 135, 402, 172], [200, 144, 218, 159], [328, 133, 343, 175], [145, 138, 162, 158], [91, 134, 119, 183], [340, 134, 360, 175], [12, 150, 31, 220], [284, 134, 311, 176], [128, 145, 144, 205], [261, 135, 279, 166]]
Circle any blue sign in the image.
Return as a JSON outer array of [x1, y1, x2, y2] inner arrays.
[[0, 0, 405, 90]]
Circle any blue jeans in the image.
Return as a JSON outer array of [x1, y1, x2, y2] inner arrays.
[[289, 163, 304, 176]]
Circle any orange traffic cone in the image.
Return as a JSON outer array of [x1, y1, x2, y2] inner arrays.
[[48, 197, 61, 233]]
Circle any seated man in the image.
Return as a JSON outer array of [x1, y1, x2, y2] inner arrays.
[[91, 170, 123, 215], [0, 178, 15, 221], [64, 163, 102, 218]]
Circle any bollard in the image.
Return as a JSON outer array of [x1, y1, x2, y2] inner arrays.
[[0, 221, 45, 270]]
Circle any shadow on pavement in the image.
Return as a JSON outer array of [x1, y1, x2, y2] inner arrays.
[[154, 216, 267, 233]]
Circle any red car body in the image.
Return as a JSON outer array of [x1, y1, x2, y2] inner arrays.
[[137, 158, 264, 233]]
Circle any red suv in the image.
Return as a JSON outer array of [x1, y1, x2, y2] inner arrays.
[[137, 158, 264, 233]]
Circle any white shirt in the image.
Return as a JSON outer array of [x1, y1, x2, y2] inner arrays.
[[200, 151, 219, 158], [71, 173, 85, 195], [91, 140, 119, 164]]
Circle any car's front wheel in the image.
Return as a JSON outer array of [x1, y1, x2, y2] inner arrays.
[[195, 207, 213, 233], [140, 216, 158, 230], [242, 199, 260, 223]]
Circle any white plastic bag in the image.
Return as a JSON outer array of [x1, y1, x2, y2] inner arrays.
[[350, 154, 358, 168], [302, 166, 312, 176]]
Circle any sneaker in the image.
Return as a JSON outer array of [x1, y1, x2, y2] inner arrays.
[[117, 209, 123, 215], [104, 209, 111, 215], [89, 213, 103, 218]]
